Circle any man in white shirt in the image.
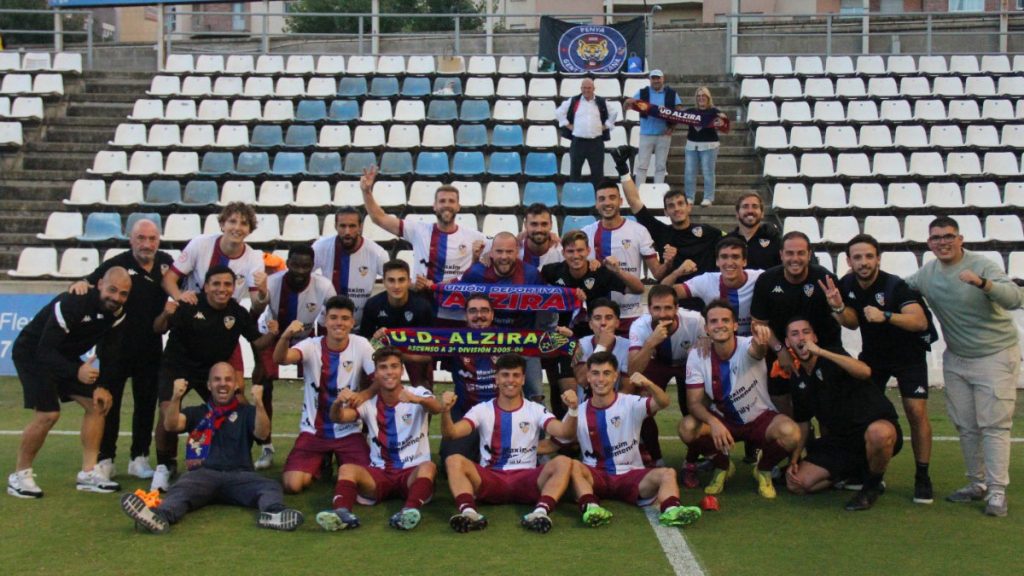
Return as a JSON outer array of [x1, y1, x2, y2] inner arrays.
[[556, 78, 620, 187]]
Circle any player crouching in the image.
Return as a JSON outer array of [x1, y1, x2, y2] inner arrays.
[[442, 353, 578, 534], [570, 353, 702, 528], [316, 347, 442, 531]]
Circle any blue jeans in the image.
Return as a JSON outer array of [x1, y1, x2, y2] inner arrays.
[[684, 145, 718, 203]]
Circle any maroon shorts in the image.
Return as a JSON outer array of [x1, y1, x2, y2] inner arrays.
[[404, 360, 434, 391], [257, 341, 303, 381], [229, 342, 244, 372], [283, 432, 370, 477], [721, 410, 779, 448], [474, 465, 542, 505], [587, 466, 654, 505], [362, 466, 419, 504], [616, 316, 637, 337]]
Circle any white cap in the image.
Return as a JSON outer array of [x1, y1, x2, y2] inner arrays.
[[649, 69, 664, 77]]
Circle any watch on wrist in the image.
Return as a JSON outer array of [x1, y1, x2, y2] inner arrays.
[[883, 311, 892, 322], [772, 343, 783, 353]]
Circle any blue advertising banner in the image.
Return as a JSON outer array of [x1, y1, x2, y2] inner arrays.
[[0, 294, 56, 376], [50, 0, 227, 8]]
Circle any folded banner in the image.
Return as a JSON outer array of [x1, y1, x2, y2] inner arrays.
[[375, 328, 577, 357], [631, 101, 732, 134], [434, 283, 583, 312]]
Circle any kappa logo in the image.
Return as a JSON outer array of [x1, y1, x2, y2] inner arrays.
[[815, 369, 823, 380], [556, 278, 565, 285], [223, 316, 235, 330], [584, 277, 596, 290], [128, 269, 138, 276], [97, 313, 104, 319], [82, 315, 92, 323], [358, 265, 369, 277], [759, 238, 771, 248], [519, 421, 531, 433], [848, 291, 856, 299], [378, 310, 388, 318], [404, 310, 414, 322], [692, 226, 703, 238], [195, 311, 206, 320], [610, 415, 622, 428], [557, 25, 628, 73], [874, 292, 886, 306], [771, 286, 785, 294], [914, 386, 926, 395], [803, 284, 815, 297]]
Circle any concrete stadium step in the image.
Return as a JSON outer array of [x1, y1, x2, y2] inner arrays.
[[22, 153, 95, 172], [66, 102, 134, 118], [0, 183, 74, 202], [0, 213, 50, 234], [24, 141, 107, 154], [0, 170, 83, 182], [39, 128, 113, 144], [68, 92, 142, 105]]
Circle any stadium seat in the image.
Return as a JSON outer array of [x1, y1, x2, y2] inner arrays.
[[229, 100, 261, 122], [499, 56, 527, 75], [450, 151, 483, 177], [825, 56, 855, 76], [794, 56, 824, 76], [465, 78, 495, 98], [162, 214, 202, 243], [345, 56, 375, 75], [148, 75, 181, 96], [872, 152, 909, 177], [199, 151, 234, 176], [285, 125, 317, 148], [908, 152, 946, 177], [526, 100, 556, 122], [312, 55, 344, 75], [526, 125, 558, 149], [456, 124, 488, 148], [369, 77, 399, 98], [106, 180, 143, 205], [338, 77, 368, 98], [143, 180, 182, 206], [394, 100, 426, 122], [965, 76, 996, 98], [528, 78, 558, 98], [146, 124, 181, 148], [879, 252, 918, 275], [822, 216, 859, 244], [802, 78, 833, 99], [925, 182, 963, 208], [234, 151, 270, 176], [38, 212, 84, 240], [404, 55, 434, 75], [111, 123, 147, 147], [286, 55, 315, 75], [379, 151, 414, 176], [289, 181, 329, 208], [489, 152, 522, 177], [947, 152, 982, 177], [963, 181, 1003, 208], [482, 214, 519, 237], [483, 182, 519, 208], [243, 214, 281, 244], [763, 154, 798, 178], [213, 125, 247, 148], [88, 150, 128, 175], [880, 100, 912, 122], [864, 215, 903, 243], [78, 213, 124, 242], [305, 77, 336, 98], [213, 77, 243, 97], [1009, 252, 1024, 278], [182, 180, 219, 206], [983, 152, 1019, 177], [562, 182, 595, 209], [280, 214, 320, 242], [799, 153, 834, 178], [985, 215, 1024, 242], [771, 184, 808, 210], [932, 76, 964, 97], [836, 78, 867, 99], [983, 99, 1015, 121], [732, 56, 762, 76], [253, 55, 283, 75], [362, 215, 397, 242], [811, 101, 842, 123], [929, 125, 964, 149], [225, 55, 255, 75], [849, 183, 886, 209], [782, 216, 821, 242], [894, 125, 928, 149], [496, 77, 526, 98], [948, 214, 984, 242], [249, 125, 282, 148], [460, 100, 490, 122], [51, 54, 81, 74], [195, 55, 225, 74], [867, 77, 899, 99], [308, 152, 342, 176], [295, 100, 327, 122], [0, 52, 21, 71], [523, 182, 558, 206], [809, 184, 846, 209], [387, 125, 420, 149], [562, 215, 596, 234], [823, 126, 857, 150], [755, 126, 788, 150], [244, 77, 274, 98], [182, 76, 212, 97], [0, 121, 22, 147], [427, 100, 457, 122], [918, 55, 948, 75], [401, 77, 431, 97], [162, 151, 199, 176], [371, 181, 407, 208], [764, 56, 793, 76], [492, 125, 525, 148], [65, 180, 106, 206], [741, 78, 770, 100], [128, 151, 163, 176], [263, 100, 294, 122], [746, 101, 778, 123], [913, 100, 946, 122], [421, 125, 455, 148], [328, 100, 359, 122], [948, 99, 980, 121], [887, 182, 925, 208], [8, 247, 58, 278], [352, 125, 386, 148], [846, 100, 878, 122], [1, 74, 32, 95], [270, 152, 305, 176], [886, 55, 916, 75], [858, 125, 893, 149], [343, 152, 377, 177], [198, 100, 229, 121], [949, 55, 979, 75]]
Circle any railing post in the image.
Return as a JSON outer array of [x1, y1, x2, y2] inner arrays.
[[861, 2, 869, 54], [358, 16, 364, 55], [724, 14, 732, 73], [261, 0, 269, 54], [926, 14, 932, 56], [371, 0, 380, 55], [157, 6, 165, 70], [826, 14, 832, 58], [86, 14, 94, 69], [1000, 5, 1009, 53], [454, 16, 461, 55], [646, 13, 654, 67], [54, 9, 63, 51], [485, 9, 493, 55]]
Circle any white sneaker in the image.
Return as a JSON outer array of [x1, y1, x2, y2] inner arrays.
[[76, 469, 120, 493], [701, 199, 712, 207], [254, 445, 275, 471], [96, 458, 115, 480], [150, 465, 171, 492], [127, 456, 155, 479], [7, 469, 43, 499]]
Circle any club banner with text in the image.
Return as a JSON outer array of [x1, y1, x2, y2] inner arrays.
[[434, 283, 583, 312], [375, 328, 577, 357], [631, 101, 732, 133], [538, 16, 646, 74]]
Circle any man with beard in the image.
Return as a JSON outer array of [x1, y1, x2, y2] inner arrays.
[[359, 260, 436, 389], [251, 245, 336, 470], [520, 203, 564, 269], [361, 165, 485, 325], [782, 318, 902, 512], [312, 206, 388, 325], [273, 296, 376, 495], [728, 192, 781, 271], [150, 266, 277, 492], [8, 267, 130, 498], [751, 231, 840, 415], [582, 179, 664, 332], [68, 219, 173, 482], [611, 147, 724, 292]]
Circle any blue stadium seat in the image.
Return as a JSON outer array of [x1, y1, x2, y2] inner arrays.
[[125, 212, 162, 236], [380, 151, 414, 176], [460, 100, 491, 122], [456, 124, 487, 148], [489, 152, 522, 177], [251, 125, 283, 148], [563, 215, 596, 234], [182, 180, 218, 206], [142, 180, 182, 206], [235, 151, 270, 175], [492, 125, 524, 148], [523, 182, 558, 206], [199, 152, 234, 176], [401, 77, 430, 97], [432, 77, 462, 96], [285, 125, 317, 148], [561, 182, 595, 208], [272, 152, 306, 176], [77, 213, 123, 242], [343, 152, 377, 176], [427, 100, 457, 122], [369, 77, 399, 98], [308, 152, 342, 176], [416, 151, 451, 177], [329, 100, 359, 122], [338, 77, 368, 97], [525, 152, 557, 178], [452, 151, 485, 176], [295, 100, 327, 122]]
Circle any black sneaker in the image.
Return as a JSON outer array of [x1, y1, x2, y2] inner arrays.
[[845, 487, 881, 512], [914, 476, 934, 505], [449, 511, 488, 533]]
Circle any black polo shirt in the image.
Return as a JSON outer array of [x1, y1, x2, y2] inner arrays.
[[358, 291, 436, 338], [729, 223, 781, 271], [541, 261, 626, 330], [838, 271, 927, 366], [161, 295, 261, 379], [750, 263, 841, 348], [86, 250, 174, 359], [635, 206, 723, 282]]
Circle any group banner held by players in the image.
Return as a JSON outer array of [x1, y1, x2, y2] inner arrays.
[[374, 328, 577, 358], [434, 283, 584, 312]]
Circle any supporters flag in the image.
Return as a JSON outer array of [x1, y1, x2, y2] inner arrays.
[[538, 16, 646, 74], [375, 328, 577, 357]]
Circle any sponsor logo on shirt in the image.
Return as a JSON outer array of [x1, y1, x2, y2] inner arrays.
[[195, 312, 206, 320], [772, 286, 784, 294], [82, 315, 92, 323]]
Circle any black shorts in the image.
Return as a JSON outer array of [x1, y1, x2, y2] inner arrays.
[[15, 353, 94, 412], [865, 359, 929, 400], [804, 420, 903, 481], [542, 356, 574, 383], [157, 365, 212, 403], [768, 374, 791, 396]]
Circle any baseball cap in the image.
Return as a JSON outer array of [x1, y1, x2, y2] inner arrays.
[[649, 69, 664, 77]]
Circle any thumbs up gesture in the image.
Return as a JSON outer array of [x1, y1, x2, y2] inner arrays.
[[78, 354, 100, 385]]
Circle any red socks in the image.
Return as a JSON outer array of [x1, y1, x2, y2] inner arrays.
[[404, 477, 434, 509]]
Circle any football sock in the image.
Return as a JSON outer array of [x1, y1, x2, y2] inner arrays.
[[915, 461, 930, 479], [690, 434, 729, 469], [534, 495, 557, 515], [758, 439, 789, 471], [578, 493, 600, 513], [864, 473, 884, 491], [455, 493, 477, 514], [660, 496, 682, 513], [333, 480, 358, 510], [404, 477, 434, 509]]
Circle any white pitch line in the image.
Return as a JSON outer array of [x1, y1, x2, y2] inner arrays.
[[643, 506, 705, 576]]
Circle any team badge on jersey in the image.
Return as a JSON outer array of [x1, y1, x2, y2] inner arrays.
[[343, 360, 354, 372], [161, 264, 169, 275], [359, 266, 369, 277], [815, 369, 823, 380], [402, 412, 413, 425], [692, 226, 703, 238], [223, 316, 235, 329], [458, 244, 468, 255], [584, 278, 595, 290], [519, 421, 531, 433], [305, 302, 318, 313], [404, 310, 414, 322], [621, 239, 632, 250], [610, 416, 622, 428], [228, 412, 238, 423], [875, 292, 886, 306], [803, 284, 815, 297], [759, 239, 770, 247]]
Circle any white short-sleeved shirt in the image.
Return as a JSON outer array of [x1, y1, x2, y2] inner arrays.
[[582, 219, 657, 319], [684, 336, 775, 426], [463, 399, 555, 471], [682, 270, 763, 336], [400, 219, 485, 321], [573, 335, 631, 395], [171, 233, 263, 302], [520, 243, 564, 269], [312, 236, 388, 323], [356, 387, 433, 470], [628, 309, 706, 367], [578, 393, 652, 474], [292, 335, 376, 439], [258, 271, 335, 338]]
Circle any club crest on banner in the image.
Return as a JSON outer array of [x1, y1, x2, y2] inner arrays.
[[558, 26, 627, 73]]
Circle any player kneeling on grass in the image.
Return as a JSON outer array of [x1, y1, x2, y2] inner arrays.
[[442, 353, 578, 534], [780, 318, 902, 511], [570, 353, 702, 528], [120, 363, 303, 533], [316, 347, 442, 531], [678, 300, 800, 498]]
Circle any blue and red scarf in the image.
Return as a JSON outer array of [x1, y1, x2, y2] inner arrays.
[[434, 283, 583, 312], [185, 398, 239, 471]]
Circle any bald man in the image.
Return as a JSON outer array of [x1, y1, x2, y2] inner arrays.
[[556, 77, 620, 188], [8, 267, 131, 498], [69, 218, 174, 482]]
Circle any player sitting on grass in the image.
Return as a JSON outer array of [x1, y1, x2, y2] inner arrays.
[[120, 363, 303, 533], [441, 353, 578, 534], [569, 352, 702, 528], [315, 347, 442, 532], [678, 300, 800, 499]]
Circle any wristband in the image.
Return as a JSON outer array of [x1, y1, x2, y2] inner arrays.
[[594, 344, 608, 353], [619, 174, 632, 183], [831, 304, 846, 314], [567, 407, 578, 418]]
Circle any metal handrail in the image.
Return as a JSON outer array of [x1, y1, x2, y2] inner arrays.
[[0, 7, 94, 69]]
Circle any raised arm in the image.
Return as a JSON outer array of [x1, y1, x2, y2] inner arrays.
[[360, 165, 402, 236], [272, 320, 305, 364], [440, 391, 475, 440], [542, 389, 579, 438], [252, 384, 270, 441], [163, 379, 189, 433]]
